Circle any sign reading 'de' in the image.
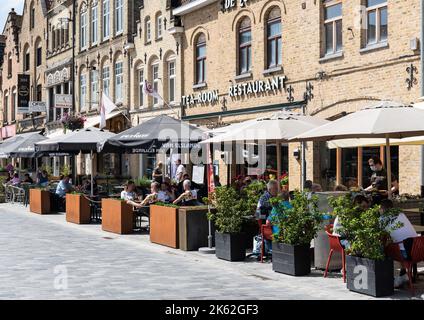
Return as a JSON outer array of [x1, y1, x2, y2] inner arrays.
[[55, 94, 72, 108], [223, 0, 249, 11], [29, 101, 47, 113]]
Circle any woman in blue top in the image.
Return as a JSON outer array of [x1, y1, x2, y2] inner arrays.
[[266, 191, 292, 236]]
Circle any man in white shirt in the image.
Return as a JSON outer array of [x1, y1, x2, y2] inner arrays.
[[174, 159, 186, 182], [380, 199, 418, 287]]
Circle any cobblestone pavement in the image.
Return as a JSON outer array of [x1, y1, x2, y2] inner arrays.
[[0, 203, 423, 300]]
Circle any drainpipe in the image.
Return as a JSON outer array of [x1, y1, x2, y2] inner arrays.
[[421, 0, 424, 197]]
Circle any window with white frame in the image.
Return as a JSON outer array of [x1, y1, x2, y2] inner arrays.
[[152, 63, 159, 105], [266, 7, 282, 68], [102, 66, 110, 96], [91, 2, 98, 44], [146, 18, 151, 43], [80, 74, 87, 111], [157, 15, 163, 39], [366, 0, 387, 45], [115, 0, 123, 34], [238, 17, 252, 75], [36, 45, 42, 66], [115, 61, 123, 102], [3, 93, 8, 123], [168, 61, 176, 103], [195, 34, 206, 84], [11, 90, 16, 122], [91, 69, 99, 108], [80, 9, 88, 49], [323, 1, 342, 55], [138, 69, 144, 107], [103, 0, 110, 40]]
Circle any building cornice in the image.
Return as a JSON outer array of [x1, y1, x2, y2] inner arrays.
[[173, 0, 219, 16]]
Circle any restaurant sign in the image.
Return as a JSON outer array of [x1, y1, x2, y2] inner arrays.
[[182, 76, 287, 107], [181, 90, 219, 107], [17, 74, 31, 114], [229, 76, 287, 98]]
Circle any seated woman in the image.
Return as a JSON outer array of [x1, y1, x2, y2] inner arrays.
[[37, 170, 49, 187], [159, 181, 175, 203], [8, 173, 21, 186], [22, 173, 34, 184], [121, 180, 143, 207], [266, 191, 292, 237], [139, 182, 165, 206], [333, 195, 370, 248], [173, 180, 200, 206]]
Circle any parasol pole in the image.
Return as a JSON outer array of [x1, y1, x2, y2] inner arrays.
[[385, 135, 392, 199], [90, 150, 94, 198], [276, 139, 282, 191]]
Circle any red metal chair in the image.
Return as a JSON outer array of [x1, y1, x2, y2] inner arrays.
[[385, 236, 424, 295], [258, 220, 273, 263], [324, 224, 346, 283]]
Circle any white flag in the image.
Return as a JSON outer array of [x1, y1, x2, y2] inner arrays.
[[143, 80, 162, 102], [99, 93, 117, 129]]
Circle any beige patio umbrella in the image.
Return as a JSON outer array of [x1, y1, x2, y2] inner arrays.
[[292, 101, 424, 197], [201, 111, 329, 188]]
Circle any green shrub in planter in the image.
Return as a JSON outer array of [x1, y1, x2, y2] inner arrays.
[[208, 186, 248, 261], [331, 195, 402, 297], [271, 191, 322, 276]]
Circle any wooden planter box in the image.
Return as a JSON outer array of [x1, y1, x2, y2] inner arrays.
[[66, 194, 91, 224], [272, 243, 311, 276], [178, 206, 215, 251], [29, 189, 51, 215], [101, 199, 133, 234], [215, 231, 246, 261], [150, 205, 179, 248], [346, 256, 394, 297]]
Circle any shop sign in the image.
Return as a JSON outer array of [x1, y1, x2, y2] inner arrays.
[[228, 76, 287, 98], [29, 101, 47, 113], [17, 74, 31, 114], [182, 90, 219, 107], [55, 94, 73, 108]]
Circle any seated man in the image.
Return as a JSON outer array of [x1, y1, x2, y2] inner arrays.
[[255, 180, 279, 220], [55, 175, 73, 212], [55, 175, 73, 198], [176, 173, 201, 197], [380, 199, 418, 287], [173, 180, 200, 206]]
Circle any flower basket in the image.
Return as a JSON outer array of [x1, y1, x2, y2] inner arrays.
[[61, 113, 86, 132]]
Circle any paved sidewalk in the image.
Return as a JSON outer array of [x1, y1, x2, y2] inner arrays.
[[0, 203, 422, 300]]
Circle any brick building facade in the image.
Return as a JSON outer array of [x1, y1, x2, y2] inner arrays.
[[0, 0, 423, 193], [174, 0, 423, 194]]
